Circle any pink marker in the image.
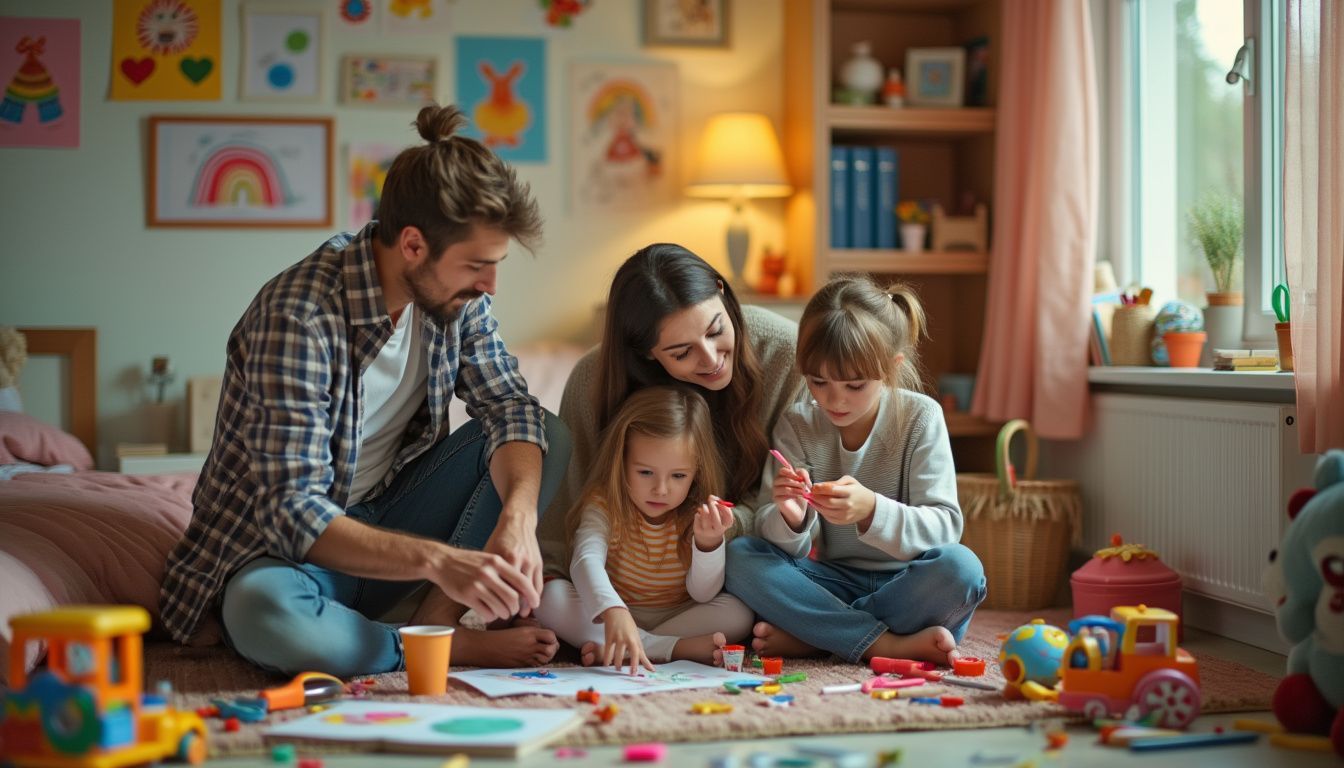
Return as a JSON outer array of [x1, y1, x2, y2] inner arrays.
[[624, 743, 667, 762], [860, 676, 926, 694], [769, 449, 816, 502]]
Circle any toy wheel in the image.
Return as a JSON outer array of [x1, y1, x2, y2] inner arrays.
[[40, 686, 99, 755], [1134, 670, 1200, 728], [1082, 698, 1110, 720], [177, 730, 207, 765]]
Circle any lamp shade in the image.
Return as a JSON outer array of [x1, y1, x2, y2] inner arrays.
[[686, 112, 792, 199]]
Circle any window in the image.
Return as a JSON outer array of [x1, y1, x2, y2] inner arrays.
[[1111, 0, 1284, 342]]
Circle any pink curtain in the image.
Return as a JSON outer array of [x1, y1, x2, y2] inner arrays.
[[1285, 0, 1344, 452], [971, 0, 1098, 439]]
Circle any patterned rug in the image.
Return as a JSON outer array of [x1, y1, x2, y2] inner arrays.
[[144, 609, 1281, 758]]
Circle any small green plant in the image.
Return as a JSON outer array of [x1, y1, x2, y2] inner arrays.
[[1187, 193, 1244, 294]]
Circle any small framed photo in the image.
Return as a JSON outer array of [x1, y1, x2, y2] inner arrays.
[[240, 3, 324, 101], [906, 47, 966, 107], [340, 54, 438, 107], [642, 0, 728, 48], [148, 115, 333, 228]]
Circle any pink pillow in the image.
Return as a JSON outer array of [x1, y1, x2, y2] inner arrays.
[[0, 411, 94, 469]]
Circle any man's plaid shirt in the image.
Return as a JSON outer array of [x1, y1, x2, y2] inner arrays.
[[159, 223, 547, 643]]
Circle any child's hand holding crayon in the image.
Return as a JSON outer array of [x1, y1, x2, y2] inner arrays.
[[693, 496, 736, 551]]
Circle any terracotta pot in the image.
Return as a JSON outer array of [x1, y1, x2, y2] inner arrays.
[[1276, 322, 1295, 372], [1163, 331, 1206, 368], [1206, 291, 1243, 306]]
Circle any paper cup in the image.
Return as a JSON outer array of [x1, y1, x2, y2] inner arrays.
[[399, 625, 454, 695], [722, 645, 746, 672]]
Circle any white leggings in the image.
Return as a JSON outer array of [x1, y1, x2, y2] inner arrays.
[[536, 579, 754, 662]]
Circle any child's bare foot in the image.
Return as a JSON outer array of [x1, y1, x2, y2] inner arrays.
[[672, 632, 727, 666], [861, 626, 957, 667], [578, 642, 601, 667], [451, 626, 559, 668], [750, 621, 823, 658]]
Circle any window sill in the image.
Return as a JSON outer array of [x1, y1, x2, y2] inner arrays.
[[1088, 366, 1296, 403]]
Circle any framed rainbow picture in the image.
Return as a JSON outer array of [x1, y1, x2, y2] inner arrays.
[[148, 115, 333, 227]]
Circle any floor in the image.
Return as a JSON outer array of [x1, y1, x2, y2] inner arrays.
[[202, 628, 1340, 767]]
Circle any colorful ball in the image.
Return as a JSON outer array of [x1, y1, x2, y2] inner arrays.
[[999, 619, 1069, 689], [1151, 300, 1204, 365]]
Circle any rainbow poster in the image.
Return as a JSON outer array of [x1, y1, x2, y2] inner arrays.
[[570, 60, 677, 210], [0, 17, 80, 148], [110, 0, 221, 101], [150, 116, 332, 227], [455, 37, 546, 163]]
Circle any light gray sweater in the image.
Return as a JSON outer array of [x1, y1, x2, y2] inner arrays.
[[755, 388, 963, 571]]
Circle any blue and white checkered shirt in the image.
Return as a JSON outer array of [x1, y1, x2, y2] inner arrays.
[[160, 223, 547, 643]]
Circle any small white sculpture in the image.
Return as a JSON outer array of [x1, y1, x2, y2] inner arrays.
[[932, 203, 989, 253]]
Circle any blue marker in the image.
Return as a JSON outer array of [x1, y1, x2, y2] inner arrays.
[[1129, 731, 1260, 751]]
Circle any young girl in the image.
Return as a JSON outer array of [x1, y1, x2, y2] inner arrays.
[[725, 277, 986, 666], [536, 386, 754, 673]]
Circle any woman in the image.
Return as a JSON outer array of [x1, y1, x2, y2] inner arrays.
[[539, 243, 801, 573]]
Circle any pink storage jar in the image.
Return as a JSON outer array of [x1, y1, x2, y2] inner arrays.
[[1070, 534, 1183, 635]]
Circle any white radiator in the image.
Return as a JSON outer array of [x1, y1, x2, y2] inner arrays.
[[1064, 394, 1316, 613]]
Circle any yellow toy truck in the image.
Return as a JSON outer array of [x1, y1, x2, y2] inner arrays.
[[1, 605, 207, 767]]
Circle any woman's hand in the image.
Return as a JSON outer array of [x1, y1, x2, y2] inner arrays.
[[810, 476, 877, 530], [693, 496, 736, 551], [772, 466, 813, 532], [601, 606, 654, 675]]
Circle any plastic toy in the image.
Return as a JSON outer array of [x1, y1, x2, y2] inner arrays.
[[998, 618, 1069, 700], [624, 742, 667, 762], [1071, 534, 1183, 633], [595, 703, 619, 723], [952, 656, 986, 676], [690, 701, 733, 714], [1, 605, 208, 766], [576, 687, 600, 705], [260, 672, 344, 712], [1267, 450, 1344, 757], [1057, 605, 1201, 727]]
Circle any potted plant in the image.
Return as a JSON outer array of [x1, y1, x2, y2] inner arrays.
[[896, 200, 930, 253], [1187, 193, 1244, 359]]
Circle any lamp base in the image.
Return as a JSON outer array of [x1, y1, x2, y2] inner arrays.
[[726, 202, 749, 291]]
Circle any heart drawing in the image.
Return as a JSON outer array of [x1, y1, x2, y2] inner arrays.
[[180, 57, 214, 84], [120, 57, 155, 85]]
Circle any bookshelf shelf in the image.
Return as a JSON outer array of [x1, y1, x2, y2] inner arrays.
[[828, 106, 996, 136], [945, 412, 1001, 437], [829, 249, 989, 275]]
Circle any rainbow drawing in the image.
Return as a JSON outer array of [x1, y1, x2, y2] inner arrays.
[[586, 79, 656, 128], [189, 143, 291, 208]]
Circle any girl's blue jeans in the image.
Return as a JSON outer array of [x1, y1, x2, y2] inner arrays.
[[219, 411, 570, 677], [724, 536, 986, 663]]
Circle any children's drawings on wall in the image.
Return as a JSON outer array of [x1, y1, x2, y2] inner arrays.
[[570, 60, 677, 210], [455, 37, 547, 163], [340, 55, 436, 107], [453, 660, 741, 698], [0, 17, 79, 148], [110, 0, 221, 100], [337, 0, 375, 26], [379, 0, 453, 35], [346, 142, 399, 228], [240, 4, 323, 101]]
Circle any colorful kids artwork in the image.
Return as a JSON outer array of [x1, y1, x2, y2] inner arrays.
[[570, 60, 678, 210], [0, 17, 79, 148], [240, 4, 323, 101], [263, 701, 583, 759], [345, 142, 399, 228], [337, 0, 375, 26], [339, 55, 437, 107], [455, 37, 547, 163], [379, 0, 453, 35], [110, 0, 221, 100], [148, 115, 333, 227], [453, 660, 744, 698]]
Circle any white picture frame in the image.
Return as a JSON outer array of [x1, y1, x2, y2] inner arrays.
[[905, 47, 965, 108], [240, 3, 324, 101], [339, 54, 438, 107]]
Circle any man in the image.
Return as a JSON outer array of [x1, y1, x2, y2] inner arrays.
[[160, 104, 566, 675]]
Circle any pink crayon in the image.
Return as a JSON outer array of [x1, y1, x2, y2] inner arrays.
[[860, 676, 926, 694], [624, 743, 667, 762]]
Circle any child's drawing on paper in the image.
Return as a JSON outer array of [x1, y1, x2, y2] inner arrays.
[[455, 37, 546, 163], [571, 61, 677, 210], [0, 16, 80, 148], [346, 142, 398, 228]]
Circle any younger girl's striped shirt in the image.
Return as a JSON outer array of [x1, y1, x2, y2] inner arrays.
[[606, 515, 688, 608]]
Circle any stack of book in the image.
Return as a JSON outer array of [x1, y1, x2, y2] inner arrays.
[[115, 442, 168, 458], [829, 145, 899, 249], [1212, 349, 1280, 371]]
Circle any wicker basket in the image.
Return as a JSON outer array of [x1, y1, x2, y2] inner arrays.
[[958, 419, 1082, 610], [1110, 305, 1157, 366]]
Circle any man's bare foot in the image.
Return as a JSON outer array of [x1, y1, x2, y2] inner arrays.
[[450, 626, 559, 668], [671, 632, 727, 666], [750, 621, 823, 658], [861, 626, 958, 667]]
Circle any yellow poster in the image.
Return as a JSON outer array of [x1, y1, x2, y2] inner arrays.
[[110, 0, 220, 100]]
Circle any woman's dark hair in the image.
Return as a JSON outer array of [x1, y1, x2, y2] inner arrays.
[[596, 243, 767, 502]]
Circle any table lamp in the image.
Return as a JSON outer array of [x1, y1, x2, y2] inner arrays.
[[686, 112, 791, 290]]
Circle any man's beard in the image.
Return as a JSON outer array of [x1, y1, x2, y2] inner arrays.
[[407, 269, 482, 323]]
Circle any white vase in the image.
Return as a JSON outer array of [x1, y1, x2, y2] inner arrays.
[[900, 223, 926, 253], [1201, 297, 1245, 366], [841, 42, 884, 103]]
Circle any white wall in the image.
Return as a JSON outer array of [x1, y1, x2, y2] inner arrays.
[[0, 0, 786, 465]]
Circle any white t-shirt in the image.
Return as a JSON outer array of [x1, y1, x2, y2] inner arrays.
[[348, 303, 428, 503]]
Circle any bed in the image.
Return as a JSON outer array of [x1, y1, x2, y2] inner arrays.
[[0, 327, 585, 684]]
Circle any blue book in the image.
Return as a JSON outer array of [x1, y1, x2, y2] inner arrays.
[[875, 147, 899, 249], [829, 146, 850, 249], [849, 146, 874, 249]]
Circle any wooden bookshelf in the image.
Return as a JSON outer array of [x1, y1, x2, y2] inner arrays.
[[828, 106, 996, 136], [829, 249, 989, 275]]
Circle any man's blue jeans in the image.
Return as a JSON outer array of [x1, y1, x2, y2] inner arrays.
[[219, 412, 570, 676], [724, 536, 986, 663]]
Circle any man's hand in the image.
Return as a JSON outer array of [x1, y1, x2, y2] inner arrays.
[[483, 509, 543, 616], [772, 466, 813, 532], [601, 606, 654, 675], [693, 497, 735, 551], [810, 476, 877, 530], [423, 544, 533, 623]]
